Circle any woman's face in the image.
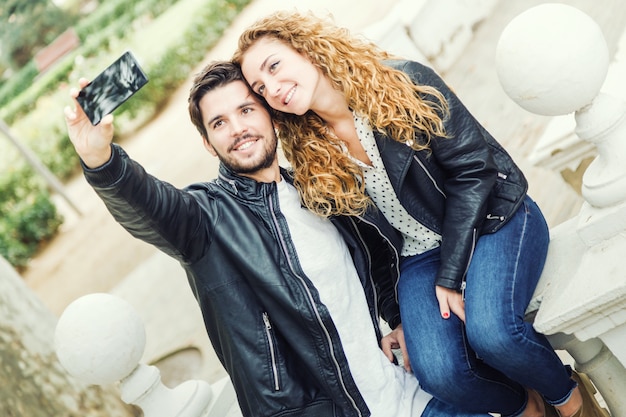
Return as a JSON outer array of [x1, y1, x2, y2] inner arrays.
[[240, 37, 322, 116]]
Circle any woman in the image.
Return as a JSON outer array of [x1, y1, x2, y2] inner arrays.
[[232, 10, 610, 417]]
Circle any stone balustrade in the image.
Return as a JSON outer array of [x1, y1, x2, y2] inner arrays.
[[362, 0, 498, 72], [528, 18, 626, 177], [54, 293, 237, 417], [496, 4, 626, 416]]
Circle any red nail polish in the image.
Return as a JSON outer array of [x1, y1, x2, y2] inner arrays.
[[442, 312, 450, 319]]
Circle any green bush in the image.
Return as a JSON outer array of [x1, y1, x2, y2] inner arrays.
[[0, 167, 63, 270], [0, 61, 38, 110]]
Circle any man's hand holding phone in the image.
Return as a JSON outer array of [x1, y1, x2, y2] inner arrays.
[[65, 51, 148, 168], [76, 51, 148, 126], [64, 78, 115, 169]]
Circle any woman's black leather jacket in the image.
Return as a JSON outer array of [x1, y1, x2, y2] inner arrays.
[[380, 60, 528, 291], [83, 144, 403, 417]]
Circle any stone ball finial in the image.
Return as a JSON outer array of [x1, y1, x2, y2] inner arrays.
[[55, 293, 146, 385], [495, 3, 609, 116]]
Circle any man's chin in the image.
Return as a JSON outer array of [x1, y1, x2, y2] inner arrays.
[[222, 157, 275, 175]]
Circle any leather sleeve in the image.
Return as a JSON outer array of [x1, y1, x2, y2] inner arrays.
[[82, 143, 211, 263], [400, 60, 499, 291]]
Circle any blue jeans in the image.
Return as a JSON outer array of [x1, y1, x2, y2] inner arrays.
[[399, 196, 576, 416], [422, 397, 492, 417]]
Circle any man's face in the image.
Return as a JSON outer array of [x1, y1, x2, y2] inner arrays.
[[200, 80, 279, 182]]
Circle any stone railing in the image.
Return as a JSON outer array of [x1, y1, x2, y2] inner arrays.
[[496, 4, 626, 416], [55, 293, 238, 417], [527, 15, 626, 178], [361, 0, 498, 72]]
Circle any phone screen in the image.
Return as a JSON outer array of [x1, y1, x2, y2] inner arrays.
[[76, 51, 149, 125]]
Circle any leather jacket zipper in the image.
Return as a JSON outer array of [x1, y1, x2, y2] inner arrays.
[[413, 155, 446, 197], [267, 192, 363, 416], [262, 312, 280, 391], [345, 217, 379, 321], [486, 214, 505, 221], [461, 228, 477, 297], [352, 216, 401, 304]]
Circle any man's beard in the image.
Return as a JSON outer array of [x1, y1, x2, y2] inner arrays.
[[217, 133, 278, 175]]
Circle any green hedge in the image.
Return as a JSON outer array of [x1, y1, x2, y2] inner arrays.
[[0, 0, 252, 269], [0, 167, 63, 270]]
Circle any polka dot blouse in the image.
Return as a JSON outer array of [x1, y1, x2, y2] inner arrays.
[[350, 113, 441, 256]]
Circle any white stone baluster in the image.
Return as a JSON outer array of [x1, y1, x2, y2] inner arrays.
[[496, 3, 626, 416], [54, 293, 237, 417]]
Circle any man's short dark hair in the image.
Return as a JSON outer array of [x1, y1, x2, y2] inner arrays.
[[188, 61, 245, 140]]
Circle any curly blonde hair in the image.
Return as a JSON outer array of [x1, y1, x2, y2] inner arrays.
[[233, 11, 448, 217]]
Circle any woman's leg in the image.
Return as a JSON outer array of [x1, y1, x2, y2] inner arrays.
[[421, 397, 491, 417], [398, 248, 527, 416], [463, 196, 576, 404]]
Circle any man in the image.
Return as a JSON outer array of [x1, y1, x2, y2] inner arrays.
[[64, 61, 487, 417]]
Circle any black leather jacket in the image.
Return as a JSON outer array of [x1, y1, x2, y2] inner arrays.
[[382, 60, 528, 291], [84, 144, 403, 417]]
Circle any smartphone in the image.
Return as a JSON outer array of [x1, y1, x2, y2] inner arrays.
[[76, 51, 149, 125]]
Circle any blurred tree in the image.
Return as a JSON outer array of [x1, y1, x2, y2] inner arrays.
[[0, 0, 78, 73]]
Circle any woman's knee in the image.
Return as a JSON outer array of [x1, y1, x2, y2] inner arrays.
[[408, 341, 484, 406], [465, 318, 523, 362], [418, 369, 485, 408]]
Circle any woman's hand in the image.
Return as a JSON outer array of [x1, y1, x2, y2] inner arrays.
[[64, 78, 114, 168], [381, 323, 411, 372], [435, 285, 466, 323]]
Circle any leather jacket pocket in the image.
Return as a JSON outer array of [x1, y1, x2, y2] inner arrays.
[[275, 400, 338, 416], [492, 173, 524, 203], [262, 312, 281, 391]]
